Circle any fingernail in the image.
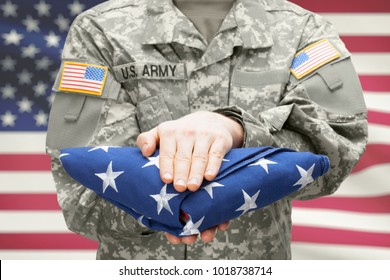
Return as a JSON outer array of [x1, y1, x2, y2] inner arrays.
[[188, 178, 198, 186], [163, 172, 173, 180], [205, 169, 214, 176], [175, 179, 186, 187]]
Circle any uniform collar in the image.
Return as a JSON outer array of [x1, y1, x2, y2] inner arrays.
[[141, 0, 207, 50], [234, 0, 274, 49], [141, 0, 274, 50]]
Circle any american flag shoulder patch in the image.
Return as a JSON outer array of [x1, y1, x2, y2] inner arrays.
[[59, 62, 108, 96], [290, 39, 341, 79]]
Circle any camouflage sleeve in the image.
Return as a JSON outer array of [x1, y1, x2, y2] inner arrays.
[[216, 14, 368, 200], [46, 12, 149, 241]]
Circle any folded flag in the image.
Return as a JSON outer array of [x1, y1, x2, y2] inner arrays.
[[59, 146, 330, 237]]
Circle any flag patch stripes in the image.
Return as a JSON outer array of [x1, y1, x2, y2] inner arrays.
[[290, 39, 341, 79], [59, 62, 108, 96]]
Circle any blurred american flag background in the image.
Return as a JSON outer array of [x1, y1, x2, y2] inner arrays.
[[0, 0, 389, 259]]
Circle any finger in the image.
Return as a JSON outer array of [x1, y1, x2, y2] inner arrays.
[[158, 126, 177, 185], [173, 137, 195, 192], [182, 234, 198, 245], [136, 128, 158, 157], [217, 221, 230, 231], [204, 139, 230, 181], [165, 233, 182, 245], [187, 136, 213, 191], [200, 227, 217, 243]]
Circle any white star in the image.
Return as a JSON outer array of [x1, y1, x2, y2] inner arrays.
[[17, 70, 33, 85], [50, 69, 59, 81], [88, 146, 119, 153], [0, 56, 17, 71], [1, 84, 16, 99], [1, 1, 17, 17], [150, 184, 178, 215], [293, 164, 315, 189], [22, 16, 40, 32], [249, 158, 277, 174], [203, 182, 224, 199], [35, 56, 52, 70], [142, 155, 159, 169], [21, 44, 40, 59], [0, 111, 17, 127], [54, 14, 70, 32], [44, 31, 60, 48], [180, 216, 205, 236], [235, 190, 260, 215], [33, 110, 48, 126], [68, 0, 85, 16], [2, 29, 24, 45], [33, 81, 48, 97], [17, 97, 34, 113], [34, 0, 51, 17], [47, 94, 55, 107], [95, 161, 124, 193]]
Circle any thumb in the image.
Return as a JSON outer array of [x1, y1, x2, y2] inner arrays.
[[136, 127, 158, 157]]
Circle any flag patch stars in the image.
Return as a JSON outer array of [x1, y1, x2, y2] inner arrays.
[[95, 161, 124, 193], [150, 184, 178, 215], [59, 62, 107, 96], [290, 39, 341, 79]]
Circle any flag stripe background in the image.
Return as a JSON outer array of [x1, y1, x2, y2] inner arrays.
[[0, 0, 389, 259], [0, 154, 50, 171], [293, 195, 390, 213], [367, 111, 390, 126], [359, 76, 390, 91], [352, 145, 390, 173], [340, 36, 390, 52], [0, 234, 97, 250], [0, 194, 60, 210], [292, 226, 390, 248], [324, 14, 390, 35], [292, 0, 390, 13]]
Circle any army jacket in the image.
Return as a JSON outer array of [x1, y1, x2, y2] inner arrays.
[[46, 0, 368, 259]]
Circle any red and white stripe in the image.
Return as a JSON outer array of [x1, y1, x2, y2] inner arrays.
[[0, 0, 389, 260], [60, 64, 103, 94], [292, 40, 340, 78]]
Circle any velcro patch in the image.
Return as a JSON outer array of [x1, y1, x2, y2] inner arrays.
[[59, 62, 108, 96], [290, 39, 341, 80]]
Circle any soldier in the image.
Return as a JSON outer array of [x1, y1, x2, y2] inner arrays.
[[46, 0, 368, 259]]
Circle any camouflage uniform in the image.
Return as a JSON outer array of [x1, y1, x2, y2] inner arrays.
[[46, 0, 368, 259]]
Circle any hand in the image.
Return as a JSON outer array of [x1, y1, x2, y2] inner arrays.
[[165, 222, 230, 245], [136, 111, 244, 192]]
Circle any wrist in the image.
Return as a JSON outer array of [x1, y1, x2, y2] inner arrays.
[[216, 113, 244, 148]]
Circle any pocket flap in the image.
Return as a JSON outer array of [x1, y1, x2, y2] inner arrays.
[[231, 69, 289, 87]]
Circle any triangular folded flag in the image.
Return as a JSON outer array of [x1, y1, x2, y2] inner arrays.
[[59, 146, 329, 237]]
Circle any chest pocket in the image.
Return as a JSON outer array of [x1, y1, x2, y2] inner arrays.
[[114, 62, 189, 132], [229, 69, 289, 117]]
